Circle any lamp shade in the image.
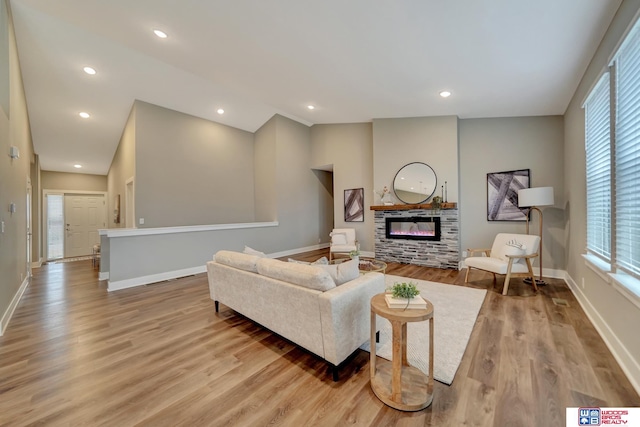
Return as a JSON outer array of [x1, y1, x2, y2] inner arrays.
[[518, 186, 554, 208]]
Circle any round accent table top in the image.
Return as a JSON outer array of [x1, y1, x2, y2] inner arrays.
[[370, 293, 434, 322]]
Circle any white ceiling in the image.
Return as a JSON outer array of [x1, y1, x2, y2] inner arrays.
[[10, 0, 622, 175]]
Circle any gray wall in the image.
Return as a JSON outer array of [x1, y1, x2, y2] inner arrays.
[[310, 123, 373, 251], [271, 115, 323, 250], [564, 0, 640, 386], [42, 170, 108, 192], [373, 116, 460, 205], [459, 116, 565, 270], [107, 104, 136, 228], [134, 101, 255, 227], [105, 114, 327, 282], [0, 0, 35, 333], [254, 116, 277, 222]]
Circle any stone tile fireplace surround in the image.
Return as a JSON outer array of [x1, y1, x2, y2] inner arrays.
[[371, 204, 459, 269]]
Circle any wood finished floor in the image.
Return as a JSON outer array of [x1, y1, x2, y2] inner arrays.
[[1, 250, 638, 426]]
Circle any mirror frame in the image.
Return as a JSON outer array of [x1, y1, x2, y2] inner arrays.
[[392, 162, 438, 204]]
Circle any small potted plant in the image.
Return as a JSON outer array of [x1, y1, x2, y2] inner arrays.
[[430, 195, 442, 211], [386, 282, 424, 310]]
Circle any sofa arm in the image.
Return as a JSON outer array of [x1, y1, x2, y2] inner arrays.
[[317, 272, 385, 366], [206, 260, 217, 301]]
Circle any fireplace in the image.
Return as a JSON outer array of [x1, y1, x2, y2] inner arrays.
[[385, 217, 441, 241]]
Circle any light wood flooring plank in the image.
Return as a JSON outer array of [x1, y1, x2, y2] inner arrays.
[[0, 251, 638, 427]]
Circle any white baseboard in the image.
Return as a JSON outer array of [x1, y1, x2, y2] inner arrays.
[[457, 260, 565, 280], [31, 258, 43, 268], [99, 271, 109, 281], [0, 276, 30, 336], [564, 272, 640, 396], [108, 265, 206, 292]]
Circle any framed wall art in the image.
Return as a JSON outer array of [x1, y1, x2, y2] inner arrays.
[[487, 169, 530, 221], [344, 188, 364, 222]]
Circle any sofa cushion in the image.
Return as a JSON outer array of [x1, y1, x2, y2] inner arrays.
[[215, 250, 261, 273], [316, 259, 360, 285], [257, 258, 336, 291]]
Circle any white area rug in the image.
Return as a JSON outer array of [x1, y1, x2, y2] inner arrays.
[[360, 275, 487, 385]]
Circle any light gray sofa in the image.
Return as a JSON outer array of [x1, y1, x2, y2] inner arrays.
[[206, 250, 385, 379]]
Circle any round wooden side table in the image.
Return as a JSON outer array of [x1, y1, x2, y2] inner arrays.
[[369, 293, 434, 411]]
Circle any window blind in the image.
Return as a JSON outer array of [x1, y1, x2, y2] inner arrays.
[[585, 75, 611, 261], [615, 25, 640, 277]]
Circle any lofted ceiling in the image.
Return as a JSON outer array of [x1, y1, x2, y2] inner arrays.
[[10, 0, 622, 175]]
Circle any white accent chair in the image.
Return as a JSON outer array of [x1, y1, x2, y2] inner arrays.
[[464, 233, 540, 295], [329, 228, 358, 261]]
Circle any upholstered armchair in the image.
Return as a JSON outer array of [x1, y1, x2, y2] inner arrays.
[[464, 233, 540, 295], [329, 228, 358, 261]]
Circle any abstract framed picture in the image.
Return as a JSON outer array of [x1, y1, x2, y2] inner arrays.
[[487, 169, 530, 221], [344, 188, 364, 222]]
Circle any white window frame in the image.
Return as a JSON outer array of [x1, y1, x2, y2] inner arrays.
[[583, 15, 640, 309]]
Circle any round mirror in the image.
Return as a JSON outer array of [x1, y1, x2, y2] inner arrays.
[[392, 162, 437, 204]]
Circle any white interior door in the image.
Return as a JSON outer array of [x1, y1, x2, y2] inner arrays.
[[64, 194, 105, 257]]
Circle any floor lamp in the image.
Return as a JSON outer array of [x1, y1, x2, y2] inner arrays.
[[517, 186, 554, 285]]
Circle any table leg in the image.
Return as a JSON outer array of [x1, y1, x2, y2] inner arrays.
[[428, 316, 434, 396], [401, 322, 409, 366], [391, 320, 404, 403], [370, 307, 377, 380]]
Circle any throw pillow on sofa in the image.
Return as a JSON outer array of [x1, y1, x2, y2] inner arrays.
[[287, 256, 329, 265], [243, 246, 266, 257], [316, 258, 360, 285]]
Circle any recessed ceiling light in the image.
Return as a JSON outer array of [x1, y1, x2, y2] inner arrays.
[[83, 66, 96, 75], [153, 29, 168, 39], [74, 164, 82, 169], [79, 112, 90, 119], [217, 108, 224, 115], [440, 91, 452, 98], [307, 105, 315, 110]]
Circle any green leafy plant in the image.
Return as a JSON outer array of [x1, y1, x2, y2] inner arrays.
[[388, 282, 420, 299], [349, 249, 360, 258], [387, 282, 420, 310]]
